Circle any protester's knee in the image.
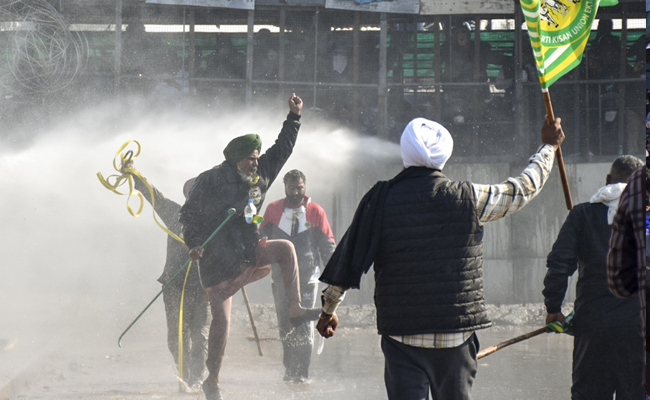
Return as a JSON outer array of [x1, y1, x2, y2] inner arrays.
[[265, 239, 297, 262], [270, 238, 295, 252]]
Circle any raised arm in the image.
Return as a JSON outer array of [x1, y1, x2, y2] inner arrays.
[[473, 116, 564, 224], [132, 176, 182, 234], [257, 94, 303, 186]]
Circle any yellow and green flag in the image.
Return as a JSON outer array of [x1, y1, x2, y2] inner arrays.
[[520, 0, 602, 90]]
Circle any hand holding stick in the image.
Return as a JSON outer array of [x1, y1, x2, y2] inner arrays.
[[542, 91, 573, 210]]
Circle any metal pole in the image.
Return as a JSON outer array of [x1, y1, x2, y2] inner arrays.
[[412, 15, 418, 110], [114, 0, 122, 94], [313, 9, 319, 109], [181, 8, 186, 75], [514, 6, 525, 156], [433, 16, 441, 121], [598, 83, 602, 155], [278, 7, 286, 99], [352, 11, 361, 131], [471, 15, 481, 156], [617, 5, 628, 154], [246, 10, 254, 106], [378, 12, 388, 139], [473, 16, 481, 82], [188, 9, 196, 97]]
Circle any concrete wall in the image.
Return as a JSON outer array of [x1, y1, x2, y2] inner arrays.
[[240, 159, 621, 309]]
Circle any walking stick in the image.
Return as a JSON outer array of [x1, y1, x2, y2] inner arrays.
[[542, 91, 573, 210], [118, 208, 237, 347], [477, 311, 573, 359], [241, 287, 264, 356], [477, 326, 549, 359]]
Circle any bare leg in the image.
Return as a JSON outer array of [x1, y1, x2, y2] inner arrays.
[[203, 289, 232, 387], [255, 239, 304, 318]]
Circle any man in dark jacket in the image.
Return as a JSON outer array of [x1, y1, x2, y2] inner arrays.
[[316, 116, 565, 400], [180, 94, 319, 400], [260, 169, 336, 383], [130, 171, 210, 392], [543, 155, 644, 400]]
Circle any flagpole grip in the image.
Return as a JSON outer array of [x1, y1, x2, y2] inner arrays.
[[542, 91, 573, 210]]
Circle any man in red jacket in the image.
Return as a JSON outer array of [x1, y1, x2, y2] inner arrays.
[[260, 170, 336, 383]]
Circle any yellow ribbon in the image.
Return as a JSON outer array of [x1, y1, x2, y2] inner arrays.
[[97, 140, 144, 217], [98, 140, 192, 384], [97, 140, 183, 244]]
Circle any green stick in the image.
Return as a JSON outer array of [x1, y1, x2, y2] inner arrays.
[[118, 208, 236, 347]]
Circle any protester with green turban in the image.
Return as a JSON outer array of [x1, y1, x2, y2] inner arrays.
[[180, 94, 321, 400], [223, 134, 262, 163]]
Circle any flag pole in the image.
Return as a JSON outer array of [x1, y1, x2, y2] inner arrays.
[[542, 90, 573, 210]]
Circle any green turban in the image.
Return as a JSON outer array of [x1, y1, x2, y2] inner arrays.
[[223, 134, 262, 163]]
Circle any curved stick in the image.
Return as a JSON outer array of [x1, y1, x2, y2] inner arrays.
[[118, 208, 237, 347]]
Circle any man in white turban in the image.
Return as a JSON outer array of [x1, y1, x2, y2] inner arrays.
[[400, 117, 454, 170], [317, 116, 565, 400]]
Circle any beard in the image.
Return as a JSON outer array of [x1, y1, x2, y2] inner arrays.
[[236, 166, 257, 183], [286, 194, 303, 206]]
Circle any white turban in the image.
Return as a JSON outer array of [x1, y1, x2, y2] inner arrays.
[[400, 118, 453, 170]]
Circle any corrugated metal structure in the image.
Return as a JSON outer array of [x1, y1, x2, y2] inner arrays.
[[0, 0, 644, 157], [0, 0, 644, 305]]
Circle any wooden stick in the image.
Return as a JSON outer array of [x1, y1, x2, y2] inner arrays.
[[241, 287, 263, 356], [542, 90, 573, 210], [477, 326, 549, 359]]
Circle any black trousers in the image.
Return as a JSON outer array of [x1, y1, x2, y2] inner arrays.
[[381, 333, 479, 400], [572, 326, 644, 400], [272, 278, 318, 379]]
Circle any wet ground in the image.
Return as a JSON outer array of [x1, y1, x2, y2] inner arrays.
[[1, 302, 573, 400]]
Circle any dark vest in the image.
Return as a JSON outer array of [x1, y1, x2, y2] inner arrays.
[[374, 168, 491, 335]]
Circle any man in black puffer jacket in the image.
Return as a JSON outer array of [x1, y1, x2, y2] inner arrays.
[[317, 116, 564, 400], [180, 94, 319, 400], [543, 155, 644, 400]]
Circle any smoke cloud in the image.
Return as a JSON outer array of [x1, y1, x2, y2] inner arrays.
[[0, 95, 401, 341]]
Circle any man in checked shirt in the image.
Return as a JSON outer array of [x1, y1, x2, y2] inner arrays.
[[606, 165, 648, 391], [316, 116, 564, 400]]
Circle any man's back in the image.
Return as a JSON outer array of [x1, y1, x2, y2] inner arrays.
[[374, 167, 490, 336], [544, 201, 640, 333]]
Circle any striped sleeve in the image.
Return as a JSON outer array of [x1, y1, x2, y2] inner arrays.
[[473, 144, 555, 225]]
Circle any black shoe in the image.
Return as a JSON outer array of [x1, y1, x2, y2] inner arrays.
[[202, 380, 224, 400], [289, 308, 321, 327]]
